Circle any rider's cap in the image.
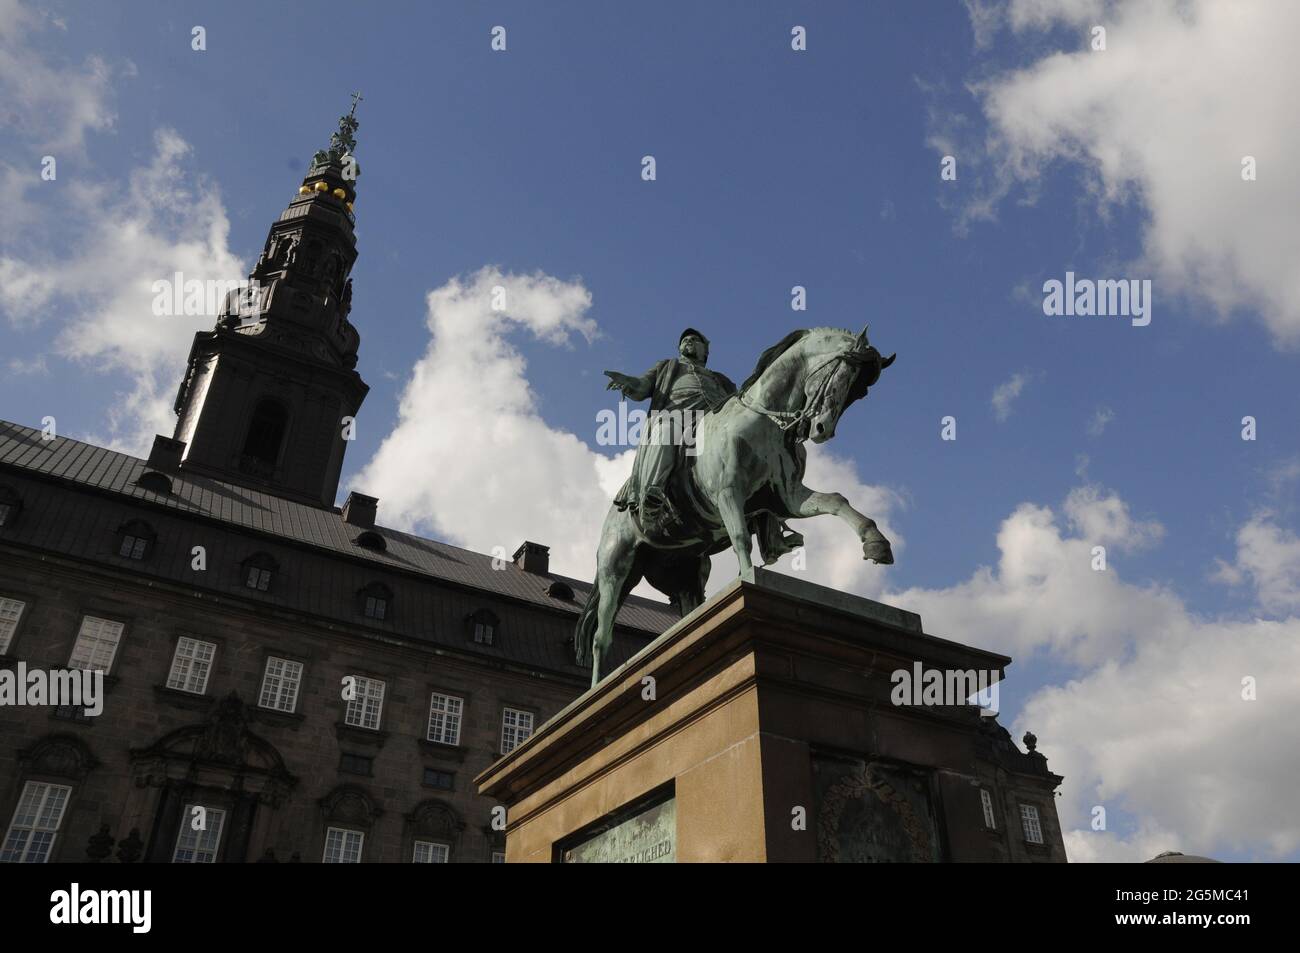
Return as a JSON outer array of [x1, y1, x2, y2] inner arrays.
[[679, 328, 709, 346]]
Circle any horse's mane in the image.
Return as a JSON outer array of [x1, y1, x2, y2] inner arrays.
[[740, 327, 856, 394]]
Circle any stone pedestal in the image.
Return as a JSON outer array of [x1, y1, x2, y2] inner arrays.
[[476, 568, 1065, 863]]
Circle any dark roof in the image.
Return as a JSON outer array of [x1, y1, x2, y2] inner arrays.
[[0, 419, 678, 664]]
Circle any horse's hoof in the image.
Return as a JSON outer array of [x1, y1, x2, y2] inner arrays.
[[863, 542, 894, 565]]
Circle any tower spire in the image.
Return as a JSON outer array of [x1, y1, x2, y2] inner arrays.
[[169, 101, 370, 507]]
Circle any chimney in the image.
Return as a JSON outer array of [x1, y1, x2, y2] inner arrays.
[[342, 492, 378, 528], [513, 541, 550, 575], [147, 435, 186, 473]]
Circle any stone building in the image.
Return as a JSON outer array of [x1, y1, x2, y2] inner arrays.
[[0, 114, 675, 863]]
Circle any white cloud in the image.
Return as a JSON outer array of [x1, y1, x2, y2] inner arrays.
[[1086, 405, 1114, 437], [1212, 514, 1300, 615], [0, 0, 118, 153], [886, 484, 1172, 665], [884, 485, 1300, 861], [949, 0, 1300, 345], [0, 130, 245, 454], [991, 370, 1032, 422]]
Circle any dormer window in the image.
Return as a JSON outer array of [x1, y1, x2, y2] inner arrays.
[[241, 552, 278, 592], [356, 531, 386, 552], [359, 582, 392, 621], [136, 471, 173, 495], [240, 398, 288, 479], [0, 486, 21, 527], [468, 609, 499, 647], [116, 520, 156, 560], [546, 580, 574, 601]]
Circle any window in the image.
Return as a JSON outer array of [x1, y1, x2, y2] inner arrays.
[[68, 615, 124, 673], [0, 597, 25, 654], [359, 583, 392, 621], [172, 806, 226, 863], [241, 552, 277, 592], [166, 637, 216, 694], [427, 692, 464, 746], [980, 789, 996, 829], [0, 486, 22, 528], [323, 827, 364, 863], [241, 399, 288, 477], [116, 520, 155, 560], [501, 708, 534, 755], [259, 657, 303, 713], [546, 580, 575, 601], [339, 753, 373, 777], [1, 781, 71, 863], [344, 675, 385, 730], [491, 851, 506, 864], [412, 841, 449, 863], [422, 768, 454, 791], [1020, 804, 1044, 844], [356, 531, 386, 552], [468, 609, 498, 646]]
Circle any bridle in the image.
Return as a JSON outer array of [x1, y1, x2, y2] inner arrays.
[[739, 345, 873, 440]]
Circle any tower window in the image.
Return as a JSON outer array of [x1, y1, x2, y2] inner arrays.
[[115, 520, 156, 560], [240, 399, 288, 477]]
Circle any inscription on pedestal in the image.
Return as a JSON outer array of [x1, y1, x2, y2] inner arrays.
[[561, 796, 675, 863]]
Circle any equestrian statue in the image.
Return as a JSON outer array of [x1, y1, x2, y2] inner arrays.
[[575, 326, 897, 686]]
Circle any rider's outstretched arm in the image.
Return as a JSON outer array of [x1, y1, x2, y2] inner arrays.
[[604, 364, 660, 402]]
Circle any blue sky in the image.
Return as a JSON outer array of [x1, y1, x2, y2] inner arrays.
[[2, 0, 1298, 862]]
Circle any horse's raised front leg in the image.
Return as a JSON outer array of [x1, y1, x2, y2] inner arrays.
[[786, 486, 894, 564], [716, 487, 755, 575]]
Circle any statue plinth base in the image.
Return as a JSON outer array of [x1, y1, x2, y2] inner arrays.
[[476, 568, 1055, 863]]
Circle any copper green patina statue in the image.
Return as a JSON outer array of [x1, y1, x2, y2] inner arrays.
[[576, 326, 896, 686]]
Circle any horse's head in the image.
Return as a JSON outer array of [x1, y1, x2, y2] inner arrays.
[[805, 326, 896, 443]]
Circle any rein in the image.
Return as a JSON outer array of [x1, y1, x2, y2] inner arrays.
[[738, 347, 867, 439]]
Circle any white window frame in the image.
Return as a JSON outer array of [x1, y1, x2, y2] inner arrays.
[[323, 827, 364, 863], [344, 676, 385, 730], [491, 851, 506, 864], [426, 692, 464, 746], [166, 636, 217, 695], [259, 656, 303, 713], [68, 615, 124, 673], [473, 621, 494, 645], [172, 805, 226, 863], [245, 566, 272, 591], [364, 594, 387, 620], [0, 596, 26, 654], [412, 840, 449, 863], [980, 788, 997, 829], [501, 707, 534, 755], [1020, 803, 1044, 844], [119, 533, 149, 560], [1, 781, 72, 863]]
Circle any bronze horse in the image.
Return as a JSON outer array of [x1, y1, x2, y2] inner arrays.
[[575, 326, 897, 686]]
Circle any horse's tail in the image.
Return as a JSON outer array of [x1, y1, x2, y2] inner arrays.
[[573, 585, 600, 667]]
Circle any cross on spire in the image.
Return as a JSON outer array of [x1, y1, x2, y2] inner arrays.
[[348, 91, 363, 119]]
